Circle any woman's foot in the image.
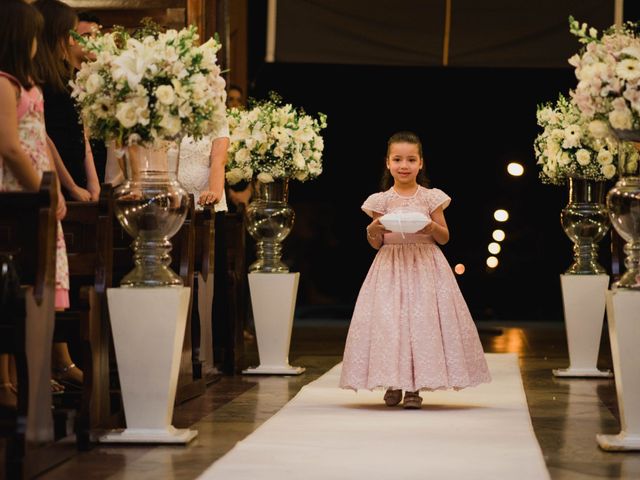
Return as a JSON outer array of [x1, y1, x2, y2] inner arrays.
[[403, 391, 423, 409], [383, 388, 402, 407], [53, 363, 83, 390]]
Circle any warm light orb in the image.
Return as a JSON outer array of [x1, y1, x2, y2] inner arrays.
[[494, 209, 509, 222], [486, 256, 499, 268], [492, 229, 506, 242], [488, 242, 501, 255], [507, 162, 524, 176], [454, 263, 466, 275]]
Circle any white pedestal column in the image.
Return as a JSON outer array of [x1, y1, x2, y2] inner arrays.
[[597, 290, 640, 451], [243, 273, 305, 375], [100, 287, 197, 444], [553, 274, 612, 378]]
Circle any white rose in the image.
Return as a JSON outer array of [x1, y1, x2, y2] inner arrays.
[[576, 149, 591, 166], [115, 102, 138, 128], [292, 151, 306, 169], [85, 73, 104, 94], [587, 120, 609, 139], [226, 168, 246, 185], [155, 85, 176, 105], [257, 172, 274, 183], [235, 148, 251, 164], [609, 109, 633, 130], [308, 161, 322, 176], [602, 164, 616, 179], [159, 113, 181, 136], [597, 149, 613, 165], [295, 170, 309, 181]]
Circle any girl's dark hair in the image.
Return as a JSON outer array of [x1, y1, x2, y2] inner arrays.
[[0, 0, 44, 89], [380, 131, 429, 190], [33, 0, 78, 92]]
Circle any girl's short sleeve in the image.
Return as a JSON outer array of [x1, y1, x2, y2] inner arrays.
[[428, 188, 451, 214], [361, 192, 386, 217]]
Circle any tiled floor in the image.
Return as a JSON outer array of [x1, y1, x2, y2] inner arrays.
[[34, 321, 640, 479]]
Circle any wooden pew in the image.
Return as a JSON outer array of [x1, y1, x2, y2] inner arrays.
[[0, 173, 73, 478], [54, 185, 115, 450]]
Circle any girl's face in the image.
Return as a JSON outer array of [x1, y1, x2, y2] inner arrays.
[[386, 142, 423, 187]]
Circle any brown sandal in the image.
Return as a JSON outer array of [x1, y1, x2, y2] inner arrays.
[[53, 363, 83, 390], [383, 388, 402, 407]]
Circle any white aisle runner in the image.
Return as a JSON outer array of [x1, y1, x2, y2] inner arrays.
[[198, 353, 550, 480]]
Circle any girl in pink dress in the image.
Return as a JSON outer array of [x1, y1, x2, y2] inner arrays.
[[0, 1, 69, 308], [339, 131, 491, 408]]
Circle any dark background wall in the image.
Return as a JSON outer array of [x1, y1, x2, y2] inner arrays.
[[243, 1, 639, 321]]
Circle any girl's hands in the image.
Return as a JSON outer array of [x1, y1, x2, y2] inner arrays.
[[419, 219, 436, 235], [56, 193, 67, 221], [87, 180, 100, 202], [366, 218, 387, 239], [70, 185, 92, 202], [198, 189, 222, 206]]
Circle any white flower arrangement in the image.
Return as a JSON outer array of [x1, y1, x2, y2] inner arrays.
[[225, 93, 327, 184], [534, 94, 638, 184], [568, 16, 640, 132], [70, 20, 227, 146]]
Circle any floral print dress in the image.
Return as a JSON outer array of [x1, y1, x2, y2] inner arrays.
[[0, 72, 69, 309], [340, 186, 491, 392]]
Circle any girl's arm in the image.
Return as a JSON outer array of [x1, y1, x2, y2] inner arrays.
[[366, 213, 386, 250], [199, 136, 229, 206], [45, 142, 66, 220], [0, 78, 40, 191], [47, 135, 91, 201], [83, 130, 100, 201], [423, 207, 450, 245]]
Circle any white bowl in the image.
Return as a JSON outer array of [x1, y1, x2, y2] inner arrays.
[[379, 212, 430, 233]]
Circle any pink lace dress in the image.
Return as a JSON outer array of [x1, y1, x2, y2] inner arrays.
[[340, 186, 491, 392], [0, 72, 69, 309]]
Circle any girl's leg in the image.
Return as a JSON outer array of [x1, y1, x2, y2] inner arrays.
[[0, 354, 17, 408], [52, 342, 83, 387]]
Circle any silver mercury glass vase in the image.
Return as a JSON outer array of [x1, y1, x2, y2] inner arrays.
[[608, 129, 640, 289], [112, 140, 189, 287], [560, 177, 610, 274], [246, 178, 295, 273]]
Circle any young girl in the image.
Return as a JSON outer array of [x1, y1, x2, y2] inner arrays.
[[339, 131, 491, 408], [0, 0, 70, 403]]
